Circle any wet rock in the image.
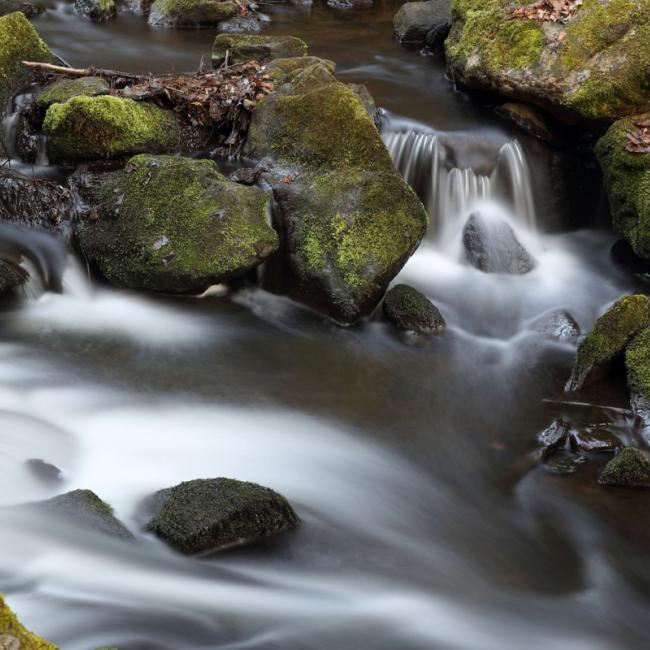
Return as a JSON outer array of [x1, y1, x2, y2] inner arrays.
[[569, 429, 622, 454], [43, 95, 182, 163], [35, 77, 109, 112], [495, 102, 556, 144], [424, 21, 451, 53], [625, 326, 650, 426], [596, 118, 650, 262], [144, 478, 299, 554], [393, 0, 450, 45], [0, 0, 44, 17], [599, 447, 650, 488], [0, 260, 26, 297], [383, 284, 445, 334], [462, 212, 537, 275], [227, 165, 264, 185], [244, 56, 427, 323], [0, 595, 57, 649], [611, 240, 650, 280], [212, 34, 308, 67], [217, 11, 270, 33], [77, 154, 278, 293], [529, 308, 580, 341], [0, 12, 54, 110], [74, 0, 116, 21], [566, 295, 650, 392], [538, 419, 569, 457], [326, 0, 372, 8], [446, 0, 650, 123], [34, 489, 133, 539], [25, 458, 63, 485], [148, 0, 237, 27], [0, 168, 74, 238]]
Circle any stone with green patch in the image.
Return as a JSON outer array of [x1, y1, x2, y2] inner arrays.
[[212, 34, 308, 67], [74, 0, 116, 21], [149, 0, 237, 27], [566, 294, 650, 391], [36, 77, 109, 111], [598, 447, 650, 487], [0, 594, 57, 649], [77, 154, 278, 293], [383, 284, 445, 333]]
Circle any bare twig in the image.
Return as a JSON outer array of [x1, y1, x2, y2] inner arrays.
[[22, 61, 142, 81]]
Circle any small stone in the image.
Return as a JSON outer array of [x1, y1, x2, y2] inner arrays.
[[599, 447, 650, 487], [569, 429, 622, 454], [538, 419, 569, 456], [528, 308, 580, 341], [383, 284, 445, 334], [25, 458, 63, 485]]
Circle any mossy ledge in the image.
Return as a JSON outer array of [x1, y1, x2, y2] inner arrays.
[[36, 76, 109, 111], [0, 594, 58, 649]]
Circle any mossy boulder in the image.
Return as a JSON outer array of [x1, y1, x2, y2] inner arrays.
[[383, 284, 445, 333], [212, 34, 308, 67], [0, 595, 57, 649], [0, 12, 54, 110], [149, 0, 237, 27], [595, 116, 650, 259], [566, 294, 650, 391], [74, 0, 116, 21], [244, 57, 427, 323], [625, 325, 650, 422], [144, 478, 299, 554], [446, 0, 650, 123], [77, 154, 278, 293], [33, 489, 133, 539], [43, 95, 181, 162], [36, 77, 109, 111], [393, 0, 451, 45], [598, 447, 650, 487]]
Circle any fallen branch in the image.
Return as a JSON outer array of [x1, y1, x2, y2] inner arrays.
[[22, 61, 142, 81]]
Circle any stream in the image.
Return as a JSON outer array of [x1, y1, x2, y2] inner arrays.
[[2, 2, 650, 649]]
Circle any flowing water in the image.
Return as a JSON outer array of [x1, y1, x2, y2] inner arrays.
[[1, 2, 650, 649]]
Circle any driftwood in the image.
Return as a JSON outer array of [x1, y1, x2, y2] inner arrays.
[[22, 60, 142, 81]]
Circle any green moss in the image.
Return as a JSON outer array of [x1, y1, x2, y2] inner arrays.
[[36, 76, 109, 111], [626, 326, 650, 401], [599, 447, 650, 486], [0, 12, 53, 109], [383, 284, 445, 333], [567, 294, 650, 390], [149, 0, 236, 26], [212, 34, 308, 67], [43, 95, 180, 162], [0, 595, 58, 649], [264, 56, 335, 86], [79, 154, 277, 292]]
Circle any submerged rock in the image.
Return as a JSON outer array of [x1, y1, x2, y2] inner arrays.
[[78, 154, 278, 293], [383, 284, 445, 333], [528, 308, 580, 341], [35, 77, 109, 111], [0, 12, 54, 110], [462, 212, 537, 274], [34, 489, 133, 539], [393, 0, 450, 45], [570, 429, 622, 454], [599, 447, 650, 487], [43, 96, 182, 163], [0, 595, 57, 649], [145, 478, 299, 554], [149, 0, 237, 27], [25, 458, 63, 485], [566, 295, 650, 391], [212, 34, 308, 67], [74, 0, 116, 21], [446, 0, 650, 123], [244, 56, 427, 323]]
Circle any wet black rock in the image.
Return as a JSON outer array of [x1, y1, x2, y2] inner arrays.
[[538, 419, 569, 457], [144, 478, 299, 554], [0, 260, 27, 296], [611, 239, 650, 281], [393, 0, 450, 45], [528, 308, 580, 341], [383, 284, 445, 334], [462, 212, 537, 274], [570, 429, 622, 454], [25, 458, 63, 485], [495, 102, 557, 144], [34, 489, 134, 539], [424, 21, 451, 52], [599, 447, 650, 487]]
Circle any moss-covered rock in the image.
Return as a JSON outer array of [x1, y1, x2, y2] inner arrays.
[[595, 116, 650, 259], [36, 77, 109, 111], [446, 0, 650, 123], [393, 0, 451, 45], [149, 0, 237, 27], [144, 478, 299, 554], [598, 447, 650, 487], [0, 12, 54, 110], [43, 95, 181, 162], [383, 284, 445, 333], [566, 294, 650, 391], [625, 325, 650, 422], [78, 154, 278, 293], [74, 0, 116, 21], [212, 34, 308, 67], [244, 56, 427, 323], [0, 595, 57, 649]]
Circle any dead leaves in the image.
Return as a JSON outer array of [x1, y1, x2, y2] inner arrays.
[[511, 0, 583, 23], [625, 117, 650, 153]]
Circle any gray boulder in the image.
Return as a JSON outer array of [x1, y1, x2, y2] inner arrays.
[[393, 0, 450, 45]]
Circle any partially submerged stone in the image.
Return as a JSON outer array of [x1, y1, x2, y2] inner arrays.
[[149, 0, 237, 27], [145, 478, 299, 554], [446, 0, 650, 123], [599, 447, 650, 487], [0, 12, 54, 110], [78, 154, 278, 293], [569, 429, 622, 454], [383, 284, 445, 333], [538, 419, 569, 457], [528, 308, 580, 341], [393, 0, 450, 45], [43, 95, 181, 162], [212, 34, 308, 67], [74, 0, 116, 21], [0, 595, 57, 649], [34, 489, 133, 539], [566, 295, 650, 391], [35, 77, 109, 111]]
